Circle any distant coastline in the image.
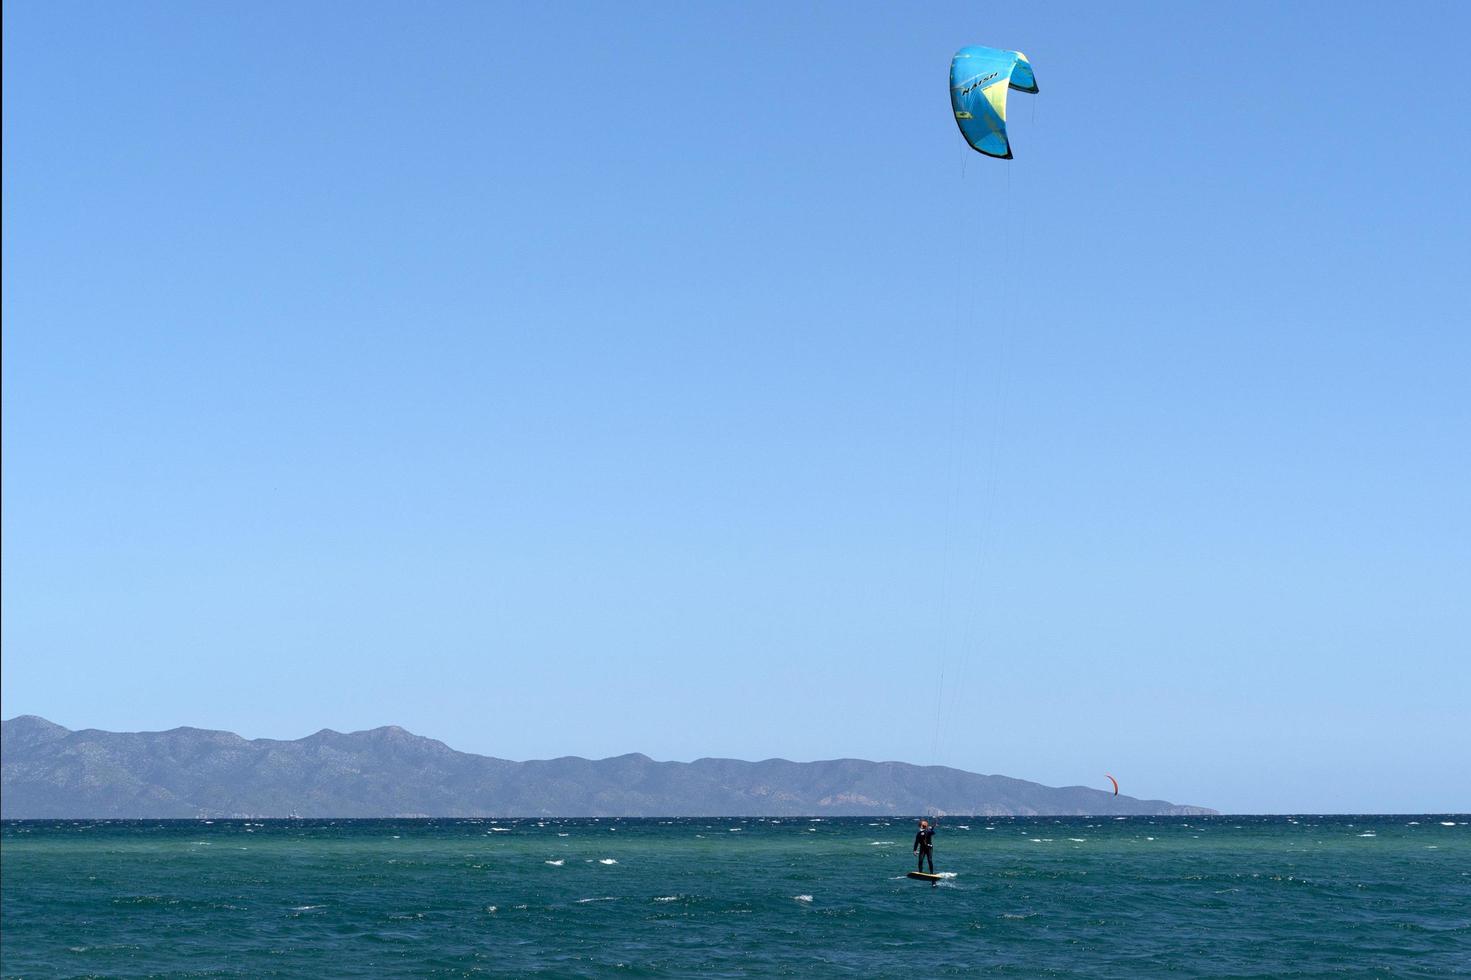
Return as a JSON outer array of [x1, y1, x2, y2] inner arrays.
[[1, 715, 1216, 819]]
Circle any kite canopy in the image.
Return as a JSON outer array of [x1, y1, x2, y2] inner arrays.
[[949, 45, 1038, 160]]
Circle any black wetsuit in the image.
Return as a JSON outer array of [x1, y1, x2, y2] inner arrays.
[[913, 826, 935, 873]]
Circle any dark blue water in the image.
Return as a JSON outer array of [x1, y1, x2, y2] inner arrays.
[[3, 816, 1467, 977]]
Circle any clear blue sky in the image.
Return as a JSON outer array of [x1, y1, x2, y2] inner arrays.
[[4, 2, 1467, 814]]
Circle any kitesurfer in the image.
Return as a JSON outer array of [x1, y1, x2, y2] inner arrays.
[[913, 819, 936, 873]]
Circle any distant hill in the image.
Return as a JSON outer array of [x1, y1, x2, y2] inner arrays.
[[1, 716, 1214, 818]]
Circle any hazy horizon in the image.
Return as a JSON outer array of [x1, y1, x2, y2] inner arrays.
[[7, 713, 1467, 817]]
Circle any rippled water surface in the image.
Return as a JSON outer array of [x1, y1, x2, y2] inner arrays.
[[3, 816, 1467, 977]]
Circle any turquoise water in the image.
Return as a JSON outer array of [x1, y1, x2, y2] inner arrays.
[[2, 816, 1467, 977]]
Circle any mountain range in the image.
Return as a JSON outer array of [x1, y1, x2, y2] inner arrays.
[[1, 716, 1214, 818]]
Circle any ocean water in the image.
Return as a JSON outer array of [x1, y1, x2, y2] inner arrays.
[[2, 816, 1467, 978]]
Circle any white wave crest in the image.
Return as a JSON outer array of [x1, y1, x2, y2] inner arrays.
[[545, 859, 564, 866], [793, 894, 813, 903], [598, 858, 618, 865]]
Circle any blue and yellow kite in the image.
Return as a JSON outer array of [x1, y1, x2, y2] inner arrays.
[[949, 45, 1038, 160]]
